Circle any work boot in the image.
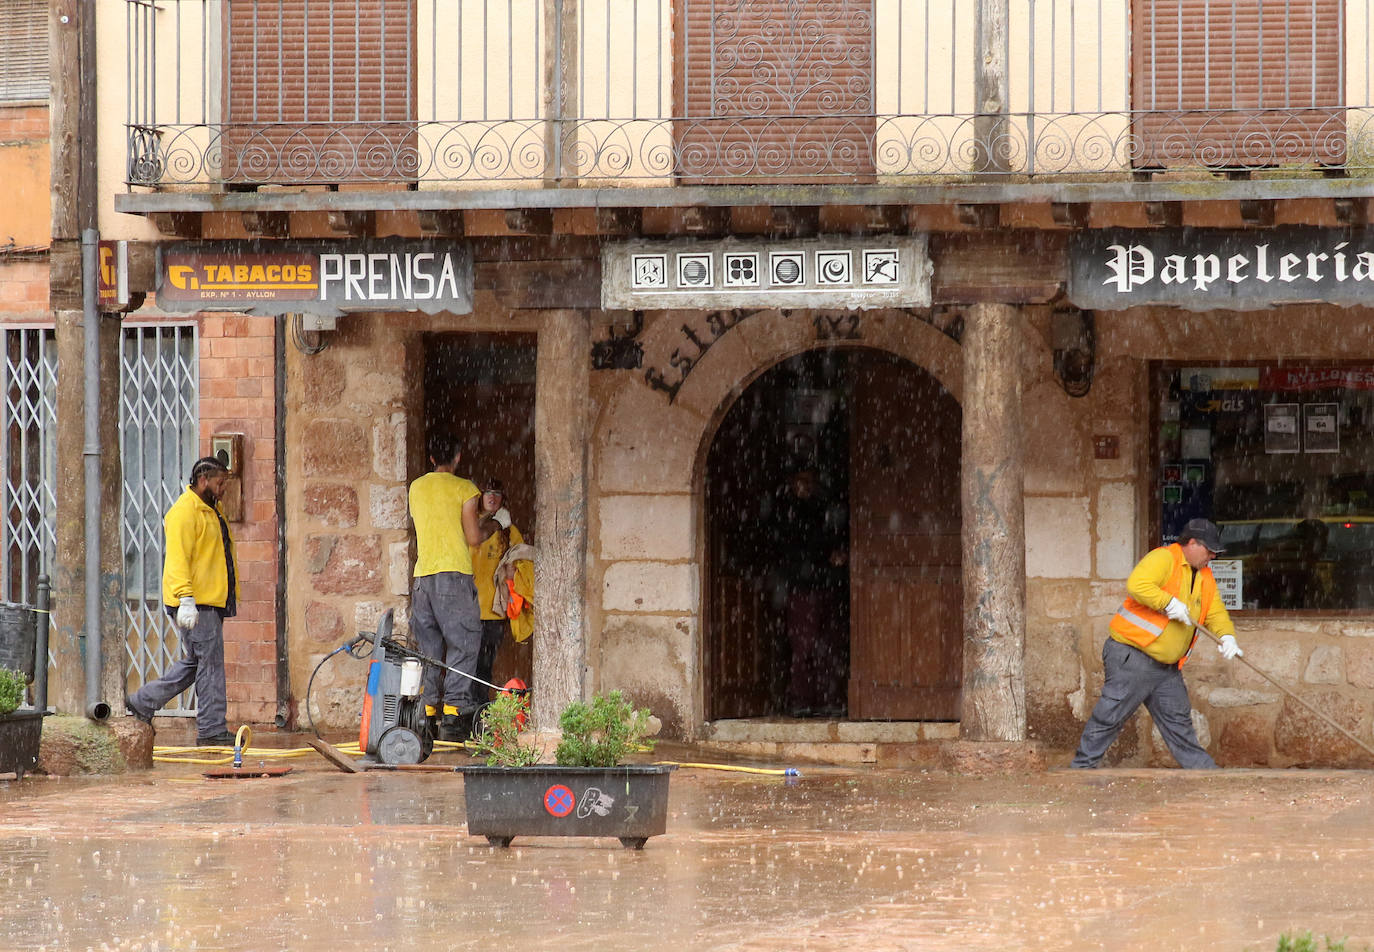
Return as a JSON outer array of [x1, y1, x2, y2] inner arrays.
[[124, 697, 152, 725], [437, 711, 473, 743], [196, 731, 235, 747]]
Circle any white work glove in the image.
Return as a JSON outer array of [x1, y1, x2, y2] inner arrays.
[[1163, 597, 1192, 626], [492, 507, 512, 530], [176, 596, 198, 630], [1217, 634, 1243, 660]]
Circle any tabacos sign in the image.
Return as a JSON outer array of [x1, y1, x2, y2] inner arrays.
[[1069, 228, 1374, 311], [156, 240, 472, 316]]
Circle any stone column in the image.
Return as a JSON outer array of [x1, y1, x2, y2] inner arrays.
[[960, 302, 1027, 742], [532, 309, 590, 730]]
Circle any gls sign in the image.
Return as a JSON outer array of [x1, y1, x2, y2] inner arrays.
[[1069, 228, 1374, 311]]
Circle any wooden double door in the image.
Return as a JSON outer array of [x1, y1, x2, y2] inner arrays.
[[706, 348, 962, 721]]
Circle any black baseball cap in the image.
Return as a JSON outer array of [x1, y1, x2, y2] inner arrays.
[[1180, 518, 1225, 554]]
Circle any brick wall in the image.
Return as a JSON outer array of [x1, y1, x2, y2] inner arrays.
[[198, 314, 280, 726]]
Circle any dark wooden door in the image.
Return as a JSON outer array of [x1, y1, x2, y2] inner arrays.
[[847, 355, 963, 720]]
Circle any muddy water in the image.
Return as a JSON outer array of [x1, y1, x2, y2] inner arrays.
[[1, 756, 1372, 951]]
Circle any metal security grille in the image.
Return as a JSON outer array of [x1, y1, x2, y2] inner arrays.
[[121, 325, 199, 715], [1, 328, 56, 613]]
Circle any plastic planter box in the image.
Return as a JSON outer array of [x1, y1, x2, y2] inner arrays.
[[459, 764, 675, 849]]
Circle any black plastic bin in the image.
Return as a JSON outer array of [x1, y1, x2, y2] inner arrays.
[[0, 603, 37, 681]]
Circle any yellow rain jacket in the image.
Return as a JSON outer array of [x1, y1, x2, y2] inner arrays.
[[162, 487, 239, 609]]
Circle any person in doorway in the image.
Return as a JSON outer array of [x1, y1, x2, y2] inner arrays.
[[1071, 517, 1243, 769], [125, 456, 239, 746], [770, 466, 848, 717], [469, 479, 526, 698], [408, 435, 497, 743]]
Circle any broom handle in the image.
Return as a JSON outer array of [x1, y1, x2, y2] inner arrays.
[[1194, 622, 1374, 760]]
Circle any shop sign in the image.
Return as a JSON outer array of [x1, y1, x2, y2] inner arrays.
[[156, 240, 472, 316], [1069, 228, 1374, 311], [602, 236, 931, 310]]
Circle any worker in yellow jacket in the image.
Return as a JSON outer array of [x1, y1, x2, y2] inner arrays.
[[469, 479, 525, 700], [126, 456, 239, 746], [1071, 517, 1242, 769]]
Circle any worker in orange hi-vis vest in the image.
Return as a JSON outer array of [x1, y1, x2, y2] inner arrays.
[[469, 479, 524, 704], [1071, 517, 1242, 769]]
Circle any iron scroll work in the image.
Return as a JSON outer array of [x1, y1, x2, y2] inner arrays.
[[1069, 228, 1374, 312]]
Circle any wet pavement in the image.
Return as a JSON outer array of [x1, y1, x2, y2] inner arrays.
[[2, 739, 1373, 952]]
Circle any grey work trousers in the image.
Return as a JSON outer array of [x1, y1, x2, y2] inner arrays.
[[127, 608, 228, 741], [1071, 636, 1217, 769], [410, 571, 483, 714]]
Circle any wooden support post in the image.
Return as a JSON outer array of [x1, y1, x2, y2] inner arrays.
[[974, 0, 1009, 175], [531, 309, 590, 731], [959, 302, 1027, 742]]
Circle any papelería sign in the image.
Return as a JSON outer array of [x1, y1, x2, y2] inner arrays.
[[1070, 227, 1374, 311], [156, 240, 473, 316]]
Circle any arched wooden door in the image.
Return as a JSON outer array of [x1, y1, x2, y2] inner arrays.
[[705, 347, 962, 721]]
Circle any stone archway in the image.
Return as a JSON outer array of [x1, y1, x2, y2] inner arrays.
[[591, 309, 962, 737]]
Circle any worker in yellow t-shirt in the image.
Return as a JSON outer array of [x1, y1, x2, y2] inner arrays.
[[407, 436, 500, 742], [469, 479, 524, 701]]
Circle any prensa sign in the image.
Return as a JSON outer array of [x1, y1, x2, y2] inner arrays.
[[156, 240, 473, 316], [1070, 228, 1374, 311]]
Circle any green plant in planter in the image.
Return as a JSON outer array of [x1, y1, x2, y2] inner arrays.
[[0, 666, 25, 716], [555, 690, 654, 767], [470, 690, 541, 767]]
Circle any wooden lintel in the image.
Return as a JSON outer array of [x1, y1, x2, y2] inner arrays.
[[680, 205, 730, 236], [241, 211, 290, 238], [1239, 199, 1275, 227], [1051, 202, 1090, 228], [504, 208, 555, 235], [768, 205, 820, 237], [1335, 198, 1368, 227], [955, 203, 1000, 228], [477, 258, 601, 309], [1145, 202, 1182, 227], [326, 210, 377, 236], [149, 212, 203, 239], [417, 209, 466, 236], [931, 232, 1066, 304], [594, 207, 643, 236]]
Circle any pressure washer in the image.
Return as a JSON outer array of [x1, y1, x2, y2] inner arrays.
[[353, 608, 531, 766]]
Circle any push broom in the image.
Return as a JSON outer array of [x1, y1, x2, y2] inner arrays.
[[1194, 621, 1374, 761]]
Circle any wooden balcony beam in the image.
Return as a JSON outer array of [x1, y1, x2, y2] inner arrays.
[[241, 211, 289, 238], [149, 212, 202, 239], [956, 204, 1000, 228], [1145, 202, 1182, 227], [326, 210, 377, 237], [1051, 203, 1091, 228], [505, 208, 554, 235], [1239, 199, 1275, 227], [417, 209, 466, 236]]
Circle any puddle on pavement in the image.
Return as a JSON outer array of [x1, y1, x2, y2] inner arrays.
[[2, 764, 1373, 951]]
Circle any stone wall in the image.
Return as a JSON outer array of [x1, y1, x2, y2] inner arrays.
[[284, 313, 421, 730]]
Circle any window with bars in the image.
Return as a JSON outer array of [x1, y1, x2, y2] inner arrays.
[[0, 0, 49, 104]]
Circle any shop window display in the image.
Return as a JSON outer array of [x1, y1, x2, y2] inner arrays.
[[1154, 364, 1374, 611]]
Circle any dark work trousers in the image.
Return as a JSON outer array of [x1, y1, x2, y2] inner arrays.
[[1071, 636, 1217, 769], [410, 571, 483, 714], [127, 608, 228, 741], [475, 618, 510, 702]]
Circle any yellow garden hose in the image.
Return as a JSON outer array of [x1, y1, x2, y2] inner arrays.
[[655, 760, 800, 777]]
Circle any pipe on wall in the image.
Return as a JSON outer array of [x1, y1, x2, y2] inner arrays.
[[81, 228, 107, 720]]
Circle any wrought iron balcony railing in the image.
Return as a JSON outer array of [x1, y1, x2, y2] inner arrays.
[[123, 0, 1374, 189]]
